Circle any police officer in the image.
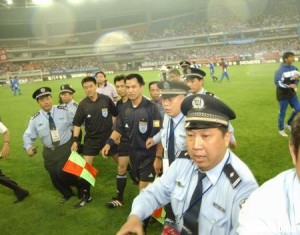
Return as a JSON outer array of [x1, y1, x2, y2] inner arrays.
[[0, 120, 29, 203], [102, 73, 161, 232], [146, 80, 189, 173], [59, 84, 83, 154], [116, 94, 258, 235], [179, 60, 191, 81], [238, 112, 300, 234], [185, 67, 237, 149], [59, 84, 78, 119], [23, 87, 79, 203], [145, 80, 190, 231]]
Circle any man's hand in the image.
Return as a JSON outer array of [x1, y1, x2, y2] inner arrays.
[[71, 142, 78, 152], [116, 215, 144, 235], [101, 144, 111, 159], [145, 138, 155, 149], [290, 84, 297, 89], [27, 147, 37, 157], [1, 142, 10, 158], [153, 157, 162, 175]]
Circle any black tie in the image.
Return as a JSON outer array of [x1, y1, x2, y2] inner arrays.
[[182, 171, 206, 235], [48, 112, 59, 146], [168, 118, 175, 164]]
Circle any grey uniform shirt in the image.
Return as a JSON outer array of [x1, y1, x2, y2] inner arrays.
[[23, 105, 73, 150]]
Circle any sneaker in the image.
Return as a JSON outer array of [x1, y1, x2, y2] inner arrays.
[[73, 196, 92, 209], [106, 199, 123, 209], [14, 189, 29, 203], [279, 130, 288, 137], [285, 124, 291, 132]]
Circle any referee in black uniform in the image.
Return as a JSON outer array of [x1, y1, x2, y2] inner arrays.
[[71, 76, 118, 208], [102, 73, 161, 232]]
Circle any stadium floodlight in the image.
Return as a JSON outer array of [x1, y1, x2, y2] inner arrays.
[[6, 0, 13, 5], [32, 0, 53, 6], [67, 0, 84, 4]]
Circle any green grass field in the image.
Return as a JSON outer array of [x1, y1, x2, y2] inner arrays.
[[0, 63, 297, 234]]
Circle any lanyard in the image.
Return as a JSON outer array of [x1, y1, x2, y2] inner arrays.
[[181, 153, 231, 219], [166, 114, 184, 149]]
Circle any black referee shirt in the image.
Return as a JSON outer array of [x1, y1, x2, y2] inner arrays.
[[115, 97, 161, 151], [73, 94, 118, 140]]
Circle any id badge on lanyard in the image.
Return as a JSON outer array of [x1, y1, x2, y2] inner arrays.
[[50, 129, 61, 143]]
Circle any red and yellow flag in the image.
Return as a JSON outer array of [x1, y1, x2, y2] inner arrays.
[[63, 151, 98, 186]]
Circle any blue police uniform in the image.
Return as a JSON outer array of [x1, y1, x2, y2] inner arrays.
[[123, 94, 258, 235], [23, 87, 78, 201], [64, 100, 78, 119], [153, 113, 186, 164], [23, 105, 73, 150], [131, 150, 258, 234]]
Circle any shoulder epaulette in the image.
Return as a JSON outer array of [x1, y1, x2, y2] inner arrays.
[[205, 91, 216, 97], [72, 102, 78, 108], [31, 111, 40, 120], [223, 163, 242, 188], [177, 151, 190, 159], [57, 105, 67, 110]]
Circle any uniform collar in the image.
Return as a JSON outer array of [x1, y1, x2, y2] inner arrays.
[[171, 112, 184, 124], [194, 149, 230, 185], [196, 88, 206, 95], [42, 106, 54, 116]]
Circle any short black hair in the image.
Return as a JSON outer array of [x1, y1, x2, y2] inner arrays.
[[125, 73, 145, 86], [282, 52, 295, 62], [148, 81, 159, 90], [114, 74, 126, 84], [81, 76, 96, 86], [95, 71, 106, 78], [291, 113, 300, 158]]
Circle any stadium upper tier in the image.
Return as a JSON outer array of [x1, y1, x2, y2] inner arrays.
[[0, 0, 299, 47]]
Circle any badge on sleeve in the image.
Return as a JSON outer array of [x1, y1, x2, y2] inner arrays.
[[139, 121, 147, 133], [153, 120, 160, 127], [102, 108, 108, 117]]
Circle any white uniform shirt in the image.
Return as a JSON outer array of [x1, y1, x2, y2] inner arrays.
[[238, 169, 300, 235]]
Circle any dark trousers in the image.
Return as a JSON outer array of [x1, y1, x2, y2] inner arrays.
[[43, 139, 78, 199], [0, 169, 25, 197]]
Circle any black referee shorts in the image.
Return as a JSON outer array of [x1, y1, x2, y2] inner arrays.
[[117, 141, 130, 157], [129, 149, 155, 182], [83, 137, 117, 156]]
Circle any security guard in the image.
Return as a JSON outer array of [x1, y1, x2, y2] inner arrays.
[[146, 80, 189, 173], [145, 80, 190, 230], [116, 94, 258, 235], [185, 67, 237, 149], [59, 84, 78, 119], [23, 87, 79, 203], [179, 60, 191, 80]]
